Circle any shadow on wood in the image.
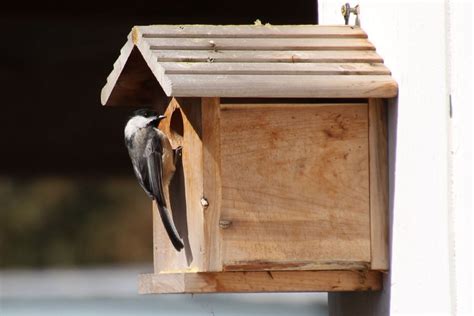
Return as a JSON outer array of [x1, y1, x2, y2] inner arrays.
[[170, 150, 193, 265]]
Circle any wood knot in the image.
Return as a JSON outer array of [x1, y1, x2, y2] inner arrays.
[[200, 197, 209, 208]]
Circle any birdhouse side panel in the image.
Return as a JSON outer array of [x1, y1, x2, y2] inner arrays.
[[154, 98, 206, 273], [219, 103, 370, 271], [368, 98, 389, 271]]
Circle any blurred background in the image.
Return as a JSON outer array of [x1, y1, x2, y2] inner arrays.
[[0, 1, 328, 315]]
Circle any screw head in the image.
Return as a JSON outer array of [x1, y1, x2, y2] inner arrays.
[[219, 220, 232, 229]]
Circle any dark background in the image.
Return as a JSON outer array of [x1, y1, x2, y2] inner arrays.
[[1, 1, 317, 176], [0, 0, 317, 267]]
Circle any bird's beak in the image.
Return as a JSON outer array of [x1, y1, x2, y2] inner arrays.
[[150, 115, 166, 128]]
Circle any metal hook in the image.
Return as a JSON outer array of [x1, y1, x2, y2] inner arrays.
[[341, 3, 360, 26]]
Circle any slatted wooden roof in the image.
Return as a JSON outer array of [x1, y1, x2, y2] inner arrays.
[[101, 25, 397, 106]]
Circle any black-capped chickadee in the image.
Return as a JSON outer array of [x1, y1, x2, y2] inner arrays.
[[124, 109, 184, 251]]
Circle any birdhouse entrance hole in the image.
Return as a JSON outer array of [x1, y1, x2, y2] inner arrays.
[[170, 108, 184, 138]]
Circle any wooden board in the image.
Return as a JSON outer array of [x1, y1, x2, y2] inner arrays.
[[138, 270, 382, 294], [136, 25, 368, 38], [160, 62, 391, 75], [153, 50, 384, 63], [368, 98, 389, 270], [146, 38, 375, 51], [154, 98, 205, 273], [201, 97, 223, 271], [166, 74, 398, 98], [219, 103, 371, 271]]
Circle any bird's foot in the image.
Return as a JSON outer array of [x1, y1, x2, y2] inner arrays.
[[174, 146, 183, 164]]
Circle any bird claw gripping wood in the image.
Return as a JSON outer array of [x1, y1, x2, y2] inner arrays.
[[174, 146, 183, 165]]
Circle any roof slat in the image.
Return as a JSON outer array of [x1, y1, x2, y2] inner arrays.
[[136, 25, 368, 38], [167, 74, 398, 98], [146, 38, 375, 51], [161, 62, 391, 76], [153, 50, 383, 63]]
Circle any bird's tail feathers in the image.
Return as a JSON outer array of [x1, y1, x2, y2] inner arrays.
[[155, 200, 184, 251]]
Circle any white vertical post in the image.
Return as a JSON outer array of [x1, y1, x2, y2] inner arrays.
[[319, 0, 472, 315], [446, 0, 473, 315]]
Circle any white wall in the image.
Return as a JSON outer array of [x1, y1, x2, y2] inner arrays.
[[319, 0, 472, 315], [447, 1, 473, 314]]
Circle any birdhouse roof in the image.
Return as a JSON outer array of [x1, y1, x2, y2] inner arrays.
[[101, 25, 397, 106]]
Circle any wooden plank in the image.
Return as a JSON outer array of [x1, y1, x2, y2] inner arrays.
[[138, 271, 382, 294], [167, 74, 398, 98], [136, 25, 368, 38], [219, 104, 370, 270], [100, 38, 136, 105], [153, 98, 205, 273], [146, 38, 375, 51], [223, 260, 370, 271], [161, 62, 391, 75], [368, 98, 389, 270], [201, 97, 223, 271], [153, 50, 383, 63], [154, 101, 182, 274]]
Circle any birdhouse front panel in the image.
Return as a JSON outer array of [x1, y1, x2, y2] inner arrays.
[[219, 103, 370, 271], [101, 24, 396, 293]]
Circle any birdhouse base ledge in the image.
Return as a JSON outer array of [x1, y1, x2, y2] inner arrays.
[[138, 270, 382, 294]]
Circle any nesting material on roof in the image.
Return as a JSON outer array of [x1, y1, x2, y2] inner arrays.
[[101, 25, 397, 106]]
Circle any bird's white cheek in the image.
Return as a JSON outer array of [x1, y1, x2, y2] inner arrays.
[[124, 124, 137, 139], [125, 116, 156, 138]]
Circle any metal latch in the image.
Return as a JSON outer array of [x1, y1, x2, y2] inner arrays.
[[341, 3, 360, 26]]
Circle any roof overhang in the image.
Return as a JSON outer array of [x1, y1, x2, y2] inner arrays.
[[101, 25, 398, 106]]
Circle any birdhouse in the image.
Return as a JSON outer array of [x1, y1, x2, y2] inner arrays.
[[101, 25, 397, 294]]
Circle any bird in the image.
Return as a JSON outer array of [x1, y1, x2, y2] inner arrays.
[[124, 109, 184, 251]]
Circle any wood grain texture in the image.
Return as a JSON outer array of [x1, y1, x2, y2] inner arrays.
[[368, 98, 389, 270], [147, 38, 375, 51], [153, 50, 384, 63], [137, 25, 368, 38], [161, 62, 391, 75], [154, 98, 205, 273], [167, 75, 398, 98], [201, 97, 223, 271], [223, 261, 370, 272], [219, 103, 371, 270], [102, 25, 398, 105], [138, 270, 382, 294]]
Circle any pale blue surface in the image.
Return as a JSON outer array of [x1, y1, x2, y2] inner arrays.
[[1, 295, 328, 316], [0, 267, 328, 316]]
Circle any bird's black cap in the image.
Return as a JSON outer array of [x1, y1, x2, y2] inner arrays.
[[133, 108, 157, 118]]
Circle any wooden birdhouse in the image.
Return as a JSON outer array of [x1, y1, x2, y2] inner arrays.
[[101, 25, 397, 294]]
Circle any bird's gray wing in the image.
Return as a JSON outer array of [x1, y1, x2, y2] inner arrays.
[[144, 133, 184, 251], [132, 164, 153, 198]]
